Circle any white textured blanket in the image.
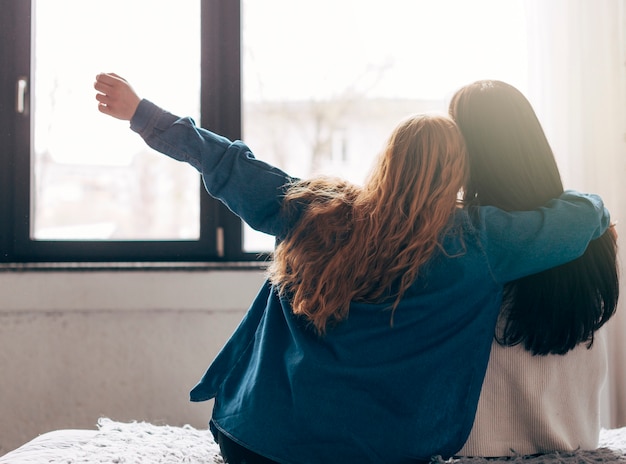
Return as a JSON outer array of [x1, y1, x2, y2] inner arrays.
[[1, 418, 626, 463], [0, 419, 221, 463]]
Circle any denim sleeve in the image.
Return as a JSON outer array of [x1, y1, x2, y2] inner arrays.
[[478, 190, 610, 284], [130, 99, 298, 237]]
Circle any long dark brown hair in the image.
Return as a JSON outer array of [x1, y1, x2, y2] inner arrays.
[[269, 114, 468, 334], [449, 80, 619, 355]]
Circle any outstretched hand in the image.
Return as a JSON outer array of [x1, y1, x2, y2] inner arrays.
[[94, 73, 141, 121]]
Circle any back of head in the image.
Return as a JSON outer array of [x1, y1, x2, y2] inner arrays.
[[449, 80, 563, 207], [363, 114, 468, 220], [270, 114, 468, 334], [450, 80, 619, 355]]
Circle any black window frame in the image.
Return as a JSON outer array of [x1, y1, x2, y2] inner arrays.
[[0, 0, 264, 264]]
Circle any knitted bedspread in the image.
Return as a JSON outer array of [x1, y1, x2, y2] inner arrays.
[[1, 418, 625, 463]]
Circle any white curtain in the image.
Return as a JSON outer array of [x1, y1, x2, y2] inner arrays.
[[523, 0, 626, 428]]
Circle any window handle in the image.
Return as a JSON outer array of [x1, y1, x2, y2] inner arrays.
[[16, 76, 28, 114]]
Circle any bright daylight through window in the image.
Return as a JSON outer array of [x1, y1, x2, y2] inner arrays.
[[240, 0, 529, 251], [32, 0, 201, 241], [7, 0, 529, 260]]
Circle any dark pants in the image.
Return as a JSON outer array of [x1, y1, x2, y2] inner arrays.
[[216, 429, 280, 464]]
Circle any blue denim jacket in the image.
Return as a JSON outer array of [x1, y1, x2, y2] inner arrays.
[[130, 99, 609, 464]]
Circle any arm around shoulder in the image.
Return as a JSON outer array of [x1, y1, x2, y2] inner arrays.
[[480, 190, 611, 283], [554, 190, 611, 239]]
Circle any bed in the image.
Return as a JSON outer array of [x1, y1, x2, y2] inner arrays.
[[1, 418, 626, 463]]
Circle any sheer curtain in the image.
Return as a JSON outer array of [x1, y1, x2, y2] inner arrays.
[[523, 0, 626, 428]]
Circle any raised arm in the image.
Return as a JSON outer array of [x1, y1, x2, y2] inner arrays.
[[94, 73, 298, 238]]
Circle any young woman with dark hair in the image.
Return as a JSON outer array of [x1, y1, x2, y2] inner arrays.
[[449, 80, 619, 456], [94, 73, 610, 463]]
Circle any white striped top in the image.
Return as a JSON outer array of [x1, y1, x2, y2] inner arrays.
[[458, 327, 607, 456]]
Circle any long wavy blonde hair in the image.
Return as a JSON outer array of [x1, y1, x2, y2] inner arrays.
[[268, 114, 468, 334]]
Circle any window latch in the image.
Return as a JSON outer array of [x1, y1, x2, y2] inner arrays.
[[16, 76, 28, 114]]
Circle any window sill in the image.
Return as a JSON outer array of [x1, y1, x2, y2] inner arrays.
[[0, 261, 268, 273], [0, 262, 268, 312]]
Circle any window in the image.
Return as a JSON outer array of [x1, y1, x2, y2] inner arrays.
[[240, 0, 529, 252], [32, 1, 201, 242], [1, 0, 529, 264], [1, 0, 246, 263]]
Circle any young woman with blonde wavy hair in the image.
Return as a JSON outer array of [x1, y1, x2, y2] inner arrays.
[[270, 115, 467, 335], [95, 72, 610, 464]]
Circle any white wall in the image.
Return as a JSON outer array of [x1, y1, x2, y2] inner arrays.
[[0, 268, 266, 455]]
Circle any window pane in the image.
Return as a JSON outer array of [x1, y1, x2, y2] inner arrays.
[[32, 0, 201, 240], [241, 0, 528, 252]]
